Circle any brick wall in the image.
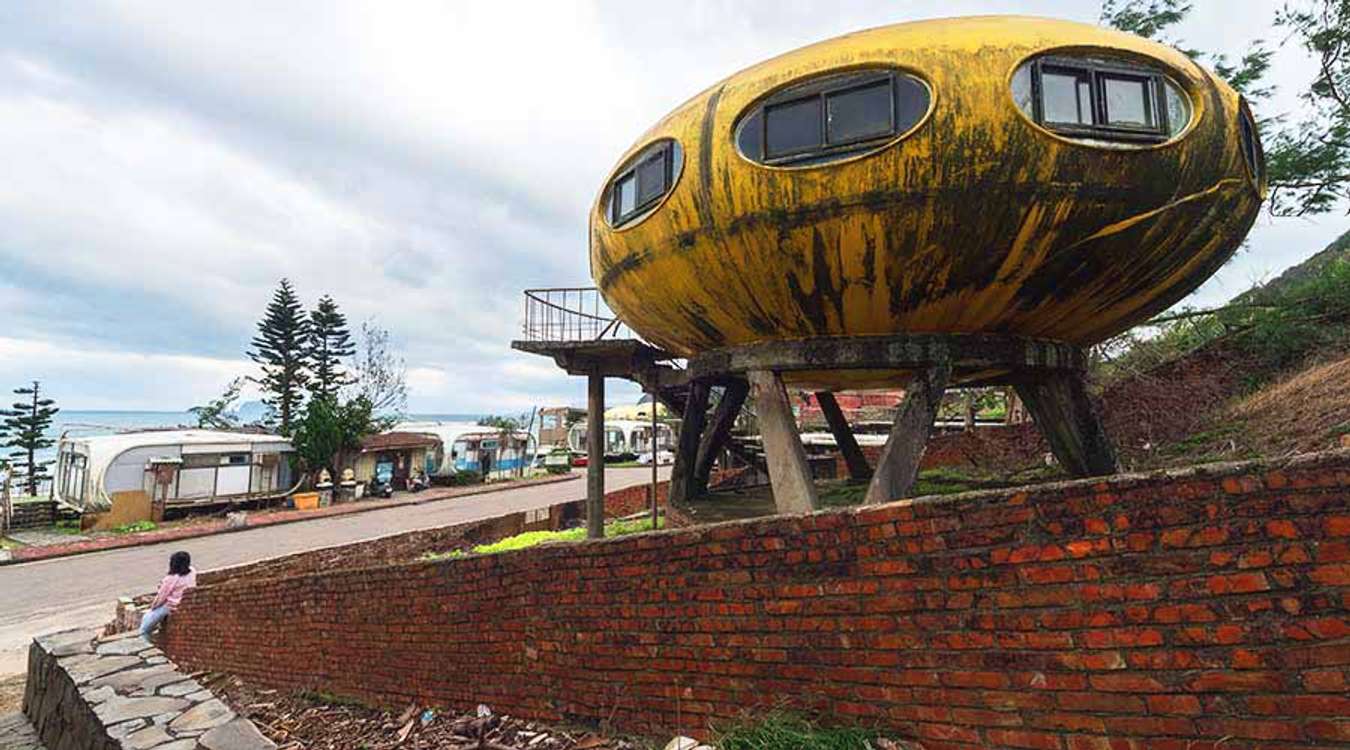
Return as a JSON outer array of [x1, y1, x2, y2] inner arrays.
[[195, 511, 544, 586], [602, 480, 667, 519], [163, 451, 1350, 748], [194, 480, 659, 586]]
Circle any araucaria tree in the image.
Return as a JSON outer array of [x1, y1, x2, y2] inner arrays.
[[307, 295, 355, 400], [248, 279, 310, 435], [2, 381, 59, 497]]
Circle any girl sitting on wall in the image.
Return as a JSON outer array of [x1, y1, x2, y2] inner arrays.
[[140, 551, 197, 641]]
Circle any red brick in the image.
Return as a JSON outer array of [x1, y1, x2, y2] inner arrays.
[[984, 728, 1064, 749], [153, 457, 1350, 743], [1206, 572, 1270, 594], [1147, 695, 1201, 715], [1305, 720, 1350, 741]]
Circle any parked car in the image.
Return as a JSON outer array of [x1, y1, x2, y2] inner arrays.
[[637, 450, 675, 466], [571, 453, 588, 467]]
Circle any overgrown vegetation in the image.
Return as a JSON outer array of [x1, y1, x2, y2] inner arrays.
[[1096, 255, 1350, 388], [112, 520, 157, 534], [716, 713, 891, 750], [421, 516, 663, 561]]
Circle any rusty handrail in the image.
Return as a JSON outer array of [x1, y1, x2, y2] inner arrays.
[[520, 287, 636, 342]]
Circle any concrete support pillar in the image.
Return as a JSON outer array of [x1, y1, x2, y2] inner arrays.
[[669, 381, 711, 505], [864, 362, 951, 505], [815, 391, 871, 482], [1014, 372, 1118, 477], [586, 372, 605, 539], [693, 379, 749, 495], [748, 370, 818, 514]]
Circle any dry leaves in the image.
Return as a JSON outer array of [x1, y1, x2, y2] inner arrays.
[[208, 673, 638, 750]]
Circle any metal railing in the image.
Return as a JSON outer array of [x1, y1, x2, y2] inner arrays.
[[521, 287, 635, 342]]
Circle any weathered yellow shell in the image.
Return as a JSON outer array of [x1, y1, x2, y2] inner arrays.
[[589, 15, 1263, 375]]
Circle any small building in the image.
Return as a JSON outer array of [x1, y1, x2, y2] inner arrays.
[[538, 407, 585, 448], [354, 432, 441, 490], [54, 430, 296, 515]]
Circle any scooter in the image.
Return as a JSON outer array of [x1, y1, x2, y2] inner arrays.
[[368, 476, 394, 499]]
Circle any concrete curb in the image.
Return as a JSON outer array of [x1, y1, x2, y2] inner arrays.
[[2, 473, 580, 567]]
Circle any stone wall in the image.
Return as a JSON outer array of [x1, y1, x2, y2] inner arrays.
[[24, 631, 115, 750], [161, 451, 1350, 748], [25, 629, 272, 750]]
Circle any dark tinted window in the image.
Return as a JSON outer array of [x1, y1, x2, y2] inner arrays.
[[606, 140, 683, 227], [736, 68, 930, 167], [765, 97, 822, 158], [1014, 55, 1174, 143], [826, 80, 892, 144], [1239, 100, 1263, 184], [636, 153, 667, 205]]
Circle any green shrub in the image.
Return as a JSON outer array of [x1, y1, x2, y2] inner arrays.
[[421, 516, 662, 560], [112, 520, 157, 534], [445, 469, 484, 486], [717, 713, 886, 750]]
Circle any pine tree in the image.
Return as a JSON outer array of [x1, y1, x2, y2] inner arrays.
[[248, 279, 310, 435], [307, 295, 355, 401], [1, 381, 59, 497]]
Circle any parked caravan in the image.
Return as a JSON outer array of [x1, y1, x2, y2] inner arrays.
[[393, 421, 479, 478], [450, 430, 531, 476], [566, 419, 675, 461], [54, 430, 295, 514]]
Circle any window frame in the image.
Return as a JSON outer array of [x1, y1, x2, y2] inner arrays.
[[609, 142, 674, 227], [1029, 56, 1171, 143], [751, 70, 920, 167]]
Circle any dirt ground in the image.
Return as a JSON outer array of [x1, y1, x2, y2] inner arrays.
[[209, 672, 643, 750], [0, 673, 25, 714]]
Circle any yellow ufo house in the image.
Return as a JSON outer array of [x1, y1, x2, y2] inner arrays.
[[579, 16, 1264, 509]]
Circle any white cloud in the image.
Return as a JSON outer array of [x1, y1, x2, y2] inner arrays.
[[0, 0, 1344, 414]]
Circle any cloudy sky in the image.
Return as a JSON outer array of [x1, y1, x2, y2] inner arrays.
[[0, 1, 1346, 414]]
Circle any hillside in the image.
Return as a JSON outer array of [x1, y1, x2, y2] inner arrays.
[[1236, 227, 1350, 305], [930, 228, 1350, 478]]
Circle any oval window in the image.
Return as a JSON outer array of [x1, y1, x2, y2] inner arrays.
[[1011, 53, 1192, 145], [735, 68, 931, 167], [605, 139, 683, 228], [1238, 98, 1263, 186]]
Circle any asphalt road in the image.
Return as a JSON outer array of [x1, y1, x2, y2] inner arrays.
[[0, 467, 668, 676]]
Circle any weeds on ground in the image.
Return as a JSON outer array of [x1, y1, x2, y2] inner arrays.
[[112, 520, 157, 534], [716, 713, 888, 750], [815, 468, 1012, 508], [421, 516, 663, 561]]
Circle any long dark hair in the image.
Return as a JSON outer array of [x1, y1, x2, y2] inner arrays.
[[168, 551, 191, 576]]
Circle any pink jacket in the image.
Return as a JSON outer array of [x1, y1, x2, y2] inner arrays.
[[150, 569, 197, 611]]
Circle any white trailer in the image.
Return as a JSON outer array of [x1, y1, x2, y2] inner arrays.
[[54, 430, 295, 513]]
